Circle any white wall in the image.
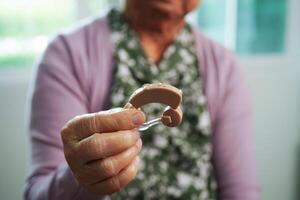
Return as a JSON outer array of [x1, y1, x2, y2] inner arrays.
[[0, 69, 31, 200], [240, 0, 300, 198], [242, 61, 300, 200]]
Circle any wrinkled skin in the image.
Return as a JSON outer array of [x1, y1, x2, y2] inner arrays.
[[61, 109, 145, 195]]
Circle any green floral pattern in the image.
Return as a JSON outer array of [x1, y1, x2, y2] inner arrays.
[[108, 9, 217, 200]]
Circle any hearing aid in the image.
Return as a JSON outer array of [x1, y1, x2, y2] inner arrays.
[[124, 83, 183, 130]]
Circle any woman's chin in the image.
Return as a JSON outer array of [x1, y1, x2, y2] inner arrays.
[[142, 1, 182, 19]]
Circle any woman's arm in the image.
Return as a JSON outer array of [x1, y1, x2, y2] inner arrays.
[[210, 53, 260, 199], [194, 28, 260, 199], [24, 35, 108, 200]]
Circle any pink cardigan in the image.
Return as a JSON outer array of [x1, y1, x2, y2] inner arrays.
[[24, 16, 260, 200]]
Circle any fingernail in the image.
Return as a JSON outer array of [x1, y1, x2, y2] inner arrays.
[[136, 139, 142, 149], [134, 157, 140, 167], [131, 112, 144, 125]]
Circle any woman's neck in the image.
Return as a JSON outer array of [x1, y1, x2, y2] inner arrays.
[[123, 9, 185, 64]]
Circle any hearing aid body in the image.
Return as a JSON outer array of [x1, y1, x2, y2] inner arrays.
[[125, 83, 183, 128]]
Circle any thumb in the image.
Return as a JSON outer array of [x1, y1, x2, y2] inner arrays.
[[65, 108, 145, 141], [94, 108, 146, 133]]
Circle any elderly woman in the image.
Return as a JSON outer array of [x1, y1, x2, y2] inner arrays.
[[24, 0, 260, 199]]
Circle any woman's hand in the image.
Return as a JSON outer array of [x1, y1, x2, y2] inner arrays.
[[61, 109, 145, 195]]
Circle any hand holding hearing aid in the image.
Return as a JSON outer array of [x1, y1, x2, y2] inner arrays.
[[61, 83, 182, 195]]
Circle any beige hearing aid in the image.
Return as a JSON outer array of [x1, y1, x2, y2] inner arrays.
[[124, 83, 183, 130]]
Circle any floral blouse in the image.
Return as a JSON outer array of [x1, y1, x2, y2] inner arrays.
[[108, 9, 217, 200]]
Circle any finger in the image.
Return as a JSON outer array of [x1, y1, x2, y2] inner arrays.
[[88, 156, 140, 195], [63, 109, 145, 141], [81, 139, 142, 184], [77, 130, 140, 163]]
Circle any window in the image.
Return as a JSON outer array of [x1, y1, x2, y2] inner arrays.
[[196, 0, 227, 45], [0, 0, 119, 70], [196, 0, 288, 55], [237, 0, 287, 54], [0, 0, 296, 70], [0, 0, 73, 69]]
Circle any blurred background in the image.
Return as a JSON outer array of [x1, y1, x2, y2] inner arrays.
[[0, 0, 299, 199]]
